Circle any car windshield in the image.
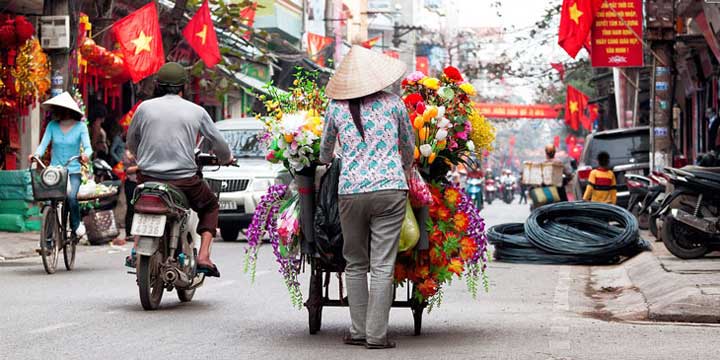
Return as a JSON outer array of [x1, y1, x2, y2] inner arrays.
[[221, 129, 264, 158], [587, 132, 650, 168]]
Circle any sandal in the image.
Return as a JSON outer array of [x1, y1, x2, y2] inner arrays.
[[197, 263, 221, 278], [124, 248, 137, 268], [365, 341, 396, 349], [343, 334, 366, 346]]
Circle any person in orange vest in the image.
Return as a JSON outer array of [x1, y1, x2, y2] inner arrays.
[[582, 151, 617, 204]]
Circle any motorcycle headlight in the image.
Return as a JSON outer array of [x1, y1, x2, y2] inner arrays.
[[252, 178, 274, 192], [41, 168, 62, 187]]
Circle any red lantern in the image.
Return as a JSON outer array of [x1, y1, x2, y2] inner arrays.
[[15, 16, 35, 44]]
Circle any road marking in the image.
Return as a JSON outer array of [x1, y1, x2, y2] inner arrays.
[[28, 322, 78, 334], [549, 267, 573, 354]]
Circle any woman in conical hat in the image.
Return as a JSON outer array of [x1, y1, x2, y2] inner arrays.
[[30, 91, 92, 240], [319, 45, 414, 349]]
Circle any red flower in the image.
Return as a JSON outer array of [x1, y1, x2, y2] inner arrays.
[[416, 101, 426, 115], [453, 212, 469, 232], [415, 264, 430, 280], [401, 79, 409, 87], [460, 237, 478, 260], [429, 229, 444, 247], [418, 278, 439, 298], [448, 258, 464, 275], [430, 247, 448, 267], [394, 263, 408, 282], [443, 66, 463, 82], [436, 206, 451, 222], [404, 93, 423, 108]]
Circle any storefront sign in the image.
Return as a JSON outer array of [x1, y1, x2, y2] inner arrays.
[[591, 0, 643, 67], [475, 103, 561, 119], [656, 82, 669, 91], [654, 127, 669, 137]]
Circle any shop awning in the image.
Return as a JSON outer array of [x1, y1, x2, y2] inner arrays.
[[217, 64, 286, 97]]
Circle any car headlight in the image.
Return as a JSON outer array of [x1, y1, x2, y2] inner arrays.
[[252, 178, 274, 192], [41, 168, 62, 187]]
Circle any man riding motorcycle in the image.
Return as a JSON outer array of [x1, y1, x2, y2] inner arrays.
[[126, 62, 233, 277]]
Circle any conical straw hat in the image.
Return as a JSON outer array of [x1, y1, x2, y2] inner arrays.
[[326, 45, 407, 100], [42, 91, 84, 118]]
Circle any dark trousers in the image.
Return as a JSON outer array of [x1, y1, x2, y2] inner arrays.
[[137, 174, 219, 236], [124, 180, 137, 237]]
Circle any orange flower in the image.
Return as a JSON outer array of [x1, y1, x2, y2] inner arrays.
[[415, 264, 430, 280], [394, 263, 408, 282], [430, 247, 448, 267], [448, 258, 464, 275], [414, 146, 420, 160], [429, 229, 444, 246], [444, 188, 460, 205], [418, 278, 439, 298], [413, 115, 425, 129], [428, 152, 437, 164], [419, 127, 429, 141], [460, 237, 477, 260], [436, 206, 451, 221], [453, 212, 469, 232]]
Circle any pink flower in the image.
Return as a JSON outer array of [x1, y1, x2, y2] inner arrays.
[[405, 71, 425, 83]]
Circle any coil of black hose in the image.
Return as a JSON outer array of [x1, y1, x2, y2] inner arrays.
[[525, 201, 643, 259], [487, 223, 620, 265]]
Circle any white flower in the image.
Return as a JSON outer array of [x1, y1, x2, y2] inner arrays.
[[467, 140, 476, 152], [419, 144, 433, 157], [280, 112, 308, 133], [436, 128, 448, 141], [437, 106, 446, 119], [438, 118, 451, 128]]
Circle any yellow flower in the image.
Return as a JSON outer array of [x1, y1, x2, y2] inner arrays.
[[459, 83, 476, 96], [422, 77, 441, 90], [468, 109, 495, 154]]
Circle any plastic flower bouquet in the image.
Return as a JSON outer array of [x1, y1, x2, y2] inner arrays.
[[402, 66, 495, 181], [258, 69, 328, 173]]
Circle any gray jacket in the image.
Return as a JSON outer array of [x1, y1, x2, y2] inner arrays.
[[127, 94, 231, 180]]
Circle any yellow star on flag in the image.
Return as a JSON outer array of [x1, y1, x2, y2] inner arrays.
[[569, 101, 579, 113], [131, 30, 153, 55], [196, 25, 207, 45], [569, 3, 584, 25]]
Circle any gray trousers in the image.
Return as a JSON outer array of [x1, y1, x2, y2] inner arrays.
[[339, 190, 407, 344]]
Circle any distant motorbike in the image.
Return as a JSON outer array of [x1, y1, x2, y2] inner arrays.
[[655, 166, 720, 259], [485, 178, 497, 204], [132, 153, 234, 310], [92, 158, 119, 184], [501, 178, 515, 204], [626, 172, 668, 232], [467, 178, 484, 211]]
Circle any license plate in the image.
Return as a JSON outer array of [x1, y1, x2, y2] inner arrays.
[[219, 201, 236, 211], [131, 214, 167, 237]]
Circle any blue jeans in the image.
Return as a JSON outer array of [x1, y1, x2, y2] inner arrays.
[[67, 174, 82, 232]]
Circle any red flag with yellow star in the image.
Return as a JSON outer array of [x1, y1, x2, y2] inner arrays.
[[566, 85, 589, 131], [112, 3, 165, 83], [558, 0, 599, 59], [183, 0, 221, 68], [361, 36, 381, 49]]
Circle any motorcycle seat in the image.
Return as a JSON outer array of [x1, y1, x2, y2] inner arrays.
[[138, 182, 190, 209]]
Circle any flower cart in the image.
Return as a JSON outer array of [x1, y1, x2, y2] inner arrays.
[[245, 67, 495, 335]]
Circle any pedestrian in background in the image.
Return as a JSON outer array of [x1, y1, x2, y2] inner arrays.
[[583, 151, 616, 204], [90, 105, 109, 161], [123, 149, 139, 267], [320, 45, 414, 349]]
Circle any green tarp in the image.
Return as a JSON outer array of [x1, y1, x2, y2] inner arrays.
[[0, 200, 40, 217], [0, 170, 31, 186], [0, 184, 34, 201], [0, 214, 26, 232]]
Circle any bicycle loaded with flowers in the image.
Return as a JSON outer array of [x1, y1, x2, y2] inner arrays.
[[244, 67, 495, 316]]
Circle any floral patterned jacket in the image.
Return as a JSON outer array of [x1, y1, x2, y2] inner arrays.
[[320, 92, 415, 195]]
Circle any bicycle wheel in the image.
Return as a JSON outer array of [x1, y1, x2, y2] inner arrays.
[[40, 206, 61, 274], [62, 207, 76, 271]]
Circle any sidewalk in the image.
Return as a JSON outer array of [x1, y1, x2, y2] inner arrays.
[[589, 231, 720, 323], [0, 231, 40, 260]]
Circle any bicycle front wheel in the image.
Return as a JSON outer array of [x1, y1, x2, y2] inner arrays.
[[40, 206, 61, 274]]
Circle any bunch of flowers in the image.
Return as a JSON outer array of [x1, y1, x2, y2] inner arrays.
[[259, 69, 328, 172], [402, 66, 494, 179], [394, 183, 489, 308]]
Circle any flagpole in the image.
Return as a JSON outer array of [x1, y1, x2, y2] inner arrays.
[[601, 0, 667, 67]]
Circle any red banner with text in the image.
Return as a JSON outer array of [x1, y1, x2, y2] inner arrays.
[[591, 0, 643, 67]]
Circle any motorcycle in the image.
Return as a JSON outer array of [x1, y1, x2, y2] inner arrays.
[[131, 153, 233, 310], [654, 166, 720, 259], [625, 172, 668, 232], [501, 178, 515, 204], [467, 177, 484, 211], [485, 178, 497, 204]]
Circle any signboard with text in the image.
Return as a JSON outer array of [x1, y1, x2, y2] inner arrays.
[[591, 0, 643, 67], [475, 103, 562, 119]]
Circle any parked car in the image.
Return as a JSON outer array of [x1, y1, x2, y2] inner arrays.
[[203, 118, 290, 241], [572, 126, 650, 208]]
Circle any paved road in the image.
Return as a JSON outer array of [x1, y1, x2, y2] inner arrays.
[[2, 199, 719, 360]]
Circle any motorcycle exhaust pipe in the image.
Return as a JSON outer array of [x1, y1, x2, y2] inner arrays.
[[672, 209, 719, 234], [163, 267, 192, 288]]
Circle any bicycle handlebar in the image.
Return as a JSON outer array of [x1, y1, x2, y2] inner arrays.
[[31, 155, 83, 170]]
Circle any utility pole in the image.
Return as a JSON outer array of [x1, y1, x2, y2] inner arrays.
[[646, 0, 675, 171]]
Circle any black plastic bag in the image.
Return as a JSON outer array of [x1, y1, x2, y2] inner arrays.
[[314, 158, 346, 270]]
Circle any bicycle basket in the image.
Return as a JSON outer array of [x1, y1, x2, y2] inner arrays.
[[30, 166, 69, 201]]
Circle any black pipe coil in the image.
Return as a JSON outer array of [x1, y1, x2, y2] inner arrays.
[[524, 202, 646, 259]]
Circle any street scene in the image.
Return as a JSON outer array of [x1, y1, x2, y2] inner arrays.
[[1, 0, 720, 359]]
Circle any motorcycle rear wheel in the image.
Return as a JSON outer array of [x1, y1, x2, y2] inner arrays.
[[661, 212, 709, 259], [138, 253, 164, 310]]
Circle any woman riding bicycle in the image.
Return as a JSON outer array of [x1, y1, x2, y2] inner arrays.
[[29, 92, 92, 240]]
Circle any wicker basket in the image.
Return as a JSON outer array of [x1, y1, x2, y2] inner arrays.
[[83, 209, 119, 245]]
